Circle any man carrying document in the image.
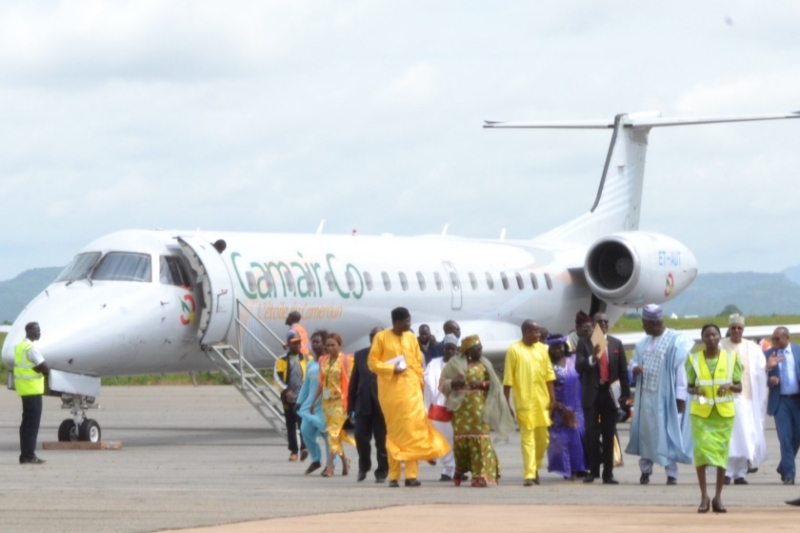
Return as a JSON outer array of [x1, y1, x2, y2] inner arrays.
[[368, 307, 451, 487]]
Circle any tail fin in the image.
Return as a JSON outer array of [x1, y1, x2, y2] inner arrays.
[[484, 111, 800, 245]]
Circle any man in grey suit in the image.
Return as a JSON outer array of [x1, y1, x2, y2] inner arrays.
[[765, 327, 800, 486]]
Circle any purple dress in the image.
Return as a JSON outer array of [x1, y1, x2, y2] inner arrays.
[[547, 354, 587, 477]]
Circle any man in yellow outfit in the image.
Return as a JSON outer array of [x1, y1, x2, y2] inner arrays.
[[368, 307, 451, 487], [504, 320, 555, 486]]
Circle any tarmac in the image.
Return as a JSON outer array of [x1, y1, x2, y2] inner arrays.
[[1, 386, 797, 533]]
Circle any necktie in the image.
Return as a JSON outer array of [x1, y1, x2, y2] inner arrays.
[[599, 348, 610, 383]]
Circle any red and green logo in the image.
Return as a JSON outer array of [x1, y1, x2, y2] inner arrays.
[[664, 273, 675, 297], [180, 294, 196, 325]]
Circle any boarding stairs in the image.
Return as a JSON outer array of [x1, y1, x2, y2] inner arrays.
[[205, 300, 288, 439]]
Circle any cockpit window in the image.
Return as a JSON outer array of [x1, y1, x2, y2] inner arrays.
[[55, 252, 101, 282], [92, 252, 152, 282], [160, 256, 193, 288]]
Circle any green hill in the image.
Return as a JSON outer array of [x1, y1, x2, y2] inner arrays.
[[0, 267, 63, 324], [661, 272, 800, 317]]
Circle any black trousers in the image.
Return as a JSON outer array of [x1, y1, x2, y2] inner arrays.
[[585, 386, 617, 479], [355, 407, 388, 479], [283, 403, 306, 454], [20, 394, 43, 461]]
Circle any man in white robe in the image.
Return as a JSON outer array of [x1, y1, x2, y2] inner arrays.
[[423, 333, 458, 481], [721, 314, 768, 484]]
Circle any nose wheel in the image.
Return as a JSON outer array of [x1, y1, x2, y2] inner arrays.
[[58, 394, 102, 443]]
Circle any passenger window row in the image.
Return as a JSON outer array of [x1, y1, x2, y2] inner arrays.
[[244, 267, 554, 295], [355, 270, 553, 292]]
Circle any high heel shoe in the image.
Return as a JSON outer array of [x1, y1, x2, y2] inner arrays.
[[320, 466, 334, 478], [697, 497, 710, 513], [711, 497, 727, 514], [342, 458, 350, 476]]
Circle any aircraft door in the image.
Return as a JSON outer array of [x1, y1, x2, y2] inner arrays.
[[177, 237, 234, 346], [442, 261, 463, 311]]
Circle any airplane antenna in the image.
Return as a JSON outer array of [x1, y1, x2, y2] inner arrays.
[[441, 224, 449, 236], [500, 228, 506, 241], [316, 220, 325, 235]]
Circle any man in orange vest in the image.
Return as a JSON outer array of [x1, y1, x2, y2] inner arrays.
[[285, 311, 310, 357]]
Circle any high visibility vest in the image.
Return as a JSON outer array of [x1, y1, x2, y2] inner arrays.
[[14, 339, 45, 397], [689, 349, 736, 418]]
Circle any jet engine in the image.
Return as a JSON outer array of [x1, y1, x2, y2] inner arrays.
[[584, 232, 698, 307]]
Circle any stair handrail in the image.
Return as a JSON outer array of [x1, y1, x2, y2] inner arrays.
[[236, 299, 286, 348]]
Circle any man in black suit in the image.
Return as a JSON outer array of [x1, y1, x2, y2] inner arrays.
[[348, 326, 388, 482], [576, 312, 631, 484]]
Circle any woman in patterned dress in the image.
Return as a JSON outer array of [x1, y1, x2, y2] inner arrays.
[[686, 324, 742, 513], [310, 332, 356, 477], [440, 334, 515, 487], [545, 334, 587, 480]]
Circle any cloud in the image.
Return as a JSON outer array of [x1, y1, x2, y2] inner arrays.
[[1, 1, 800, 282], [378, 63, 441, 109]]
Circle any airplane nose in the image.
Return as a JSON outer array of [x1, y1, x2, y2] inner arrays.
[[2, 282, 165, 375]]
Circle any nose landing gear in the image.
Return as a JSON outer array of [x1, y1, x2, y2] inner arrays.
[[57, 394, 102, 443]]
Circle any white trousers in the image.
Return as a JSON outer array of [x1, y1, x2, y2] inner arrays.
[[726, 457, 749, 479], [639, 458, 679, 479], [432, 419, 455, 477]]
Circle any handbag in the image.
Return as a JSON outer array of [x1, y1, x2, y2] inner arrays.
[[428, 403, 451, 422]]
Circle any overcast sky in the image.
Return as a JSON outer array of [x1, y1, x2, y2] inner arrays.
[[1, 1, 799, 281]]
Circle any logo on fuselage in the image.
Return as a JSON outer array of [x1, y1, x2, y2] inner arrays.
[[664, 273, 675, 297], [180, 294, 196, 325]]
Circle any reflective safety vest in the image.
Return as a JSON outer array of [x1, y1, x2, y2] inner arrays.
[[689, 349, 736, 418], [14, 339, 45, 397]]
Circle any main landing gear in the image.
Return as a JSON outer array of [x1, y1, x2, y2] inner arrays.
[[57, 394, 102, 443]]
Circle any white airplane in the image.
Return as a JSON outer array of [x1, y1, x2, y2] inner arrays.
[[3, 110, 799, 442]]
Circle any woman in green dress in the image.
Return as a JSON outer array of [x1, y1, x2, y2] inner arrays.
[[686, 324, 742, 514], [440, 334, 515, 487]]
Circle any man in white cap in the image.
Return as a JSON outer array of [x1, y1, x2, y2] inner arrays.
[[721, 314, 768, 485], [423, 333, 459, 481], [626, 304, 694, 485]]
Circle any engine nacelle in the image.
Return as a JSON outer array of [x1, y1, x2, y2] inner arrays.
[[584, 232, 698, 307]]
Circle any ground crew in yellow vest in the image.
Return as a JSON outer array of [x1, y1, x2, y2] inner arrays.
[[274, 331, 308, 461], [14, 322, 50, 465], [686, 323, 743, 514]]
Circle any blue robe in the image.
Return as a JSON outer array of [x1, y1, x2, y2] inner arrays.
[[626, 329, 694, 466], [296, 359, 333, 464]]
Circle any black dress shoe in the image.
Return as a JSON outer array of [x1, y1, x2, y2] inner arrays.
[[784, 478, 795, 485], [583, 475, 596, 484], [389, 480, 400, 487], [405, 479, 422, 487], [523, 479, 534, 487], [666, 476, 677, 485], [304, 461, 321, 475], [640, 473, 650, 485], [532, 475, 540, 485], [439, 474, 453, 482], [778, 466, 785, 482], [602, 477, 619, 485], [724, 476, 731, 485], [19, 456, 45, 465], [375, 477, 386, 483], [357, 471, 367, 482], [733, 477, 748, 485], [786, 497, 800, 506]]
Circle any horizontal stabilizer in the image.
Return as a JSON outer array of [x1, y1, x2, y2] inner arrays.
[[484, 111, 800, 130]]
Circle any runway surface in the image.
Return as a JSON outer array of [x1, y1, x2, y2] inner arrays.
[[1, 386, 797, 533]]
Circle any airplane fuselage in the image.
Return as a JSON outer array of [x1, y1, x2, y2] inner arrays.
[[3, 229, 610, 376]]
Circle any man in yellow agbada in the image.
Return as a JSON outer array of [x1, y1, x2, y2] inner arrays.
[[368, 307, 451, 487], [503, 320, 555, 486]]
